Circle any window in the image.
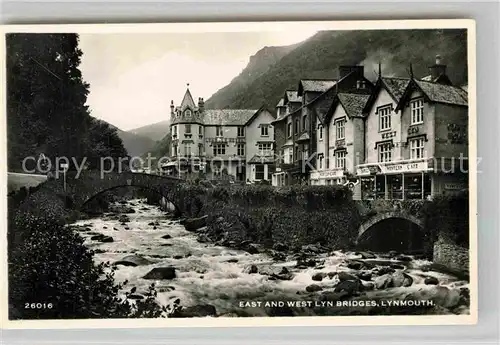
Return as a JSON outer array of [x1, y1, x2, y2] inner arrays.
[[213, 166, 222, 178], [258, 143, 272, 156], [335, 119, 345, 140], [185, 124, 191, 134], [410, 138, 425, 159], [172, 144, 178, 156], [302, 115, 307, 131], [378, 105, 392, 131], [295, 119, 299, 134], [411, 98, 424, 124], [319, 155, 324, 169], [237, 144, 245, 156], [287, 122, 292, 137], [335, 151, 346, 169], [378, 143, 392, 163], [261, 125, 269, 137], [184, 143, 191, 156], [288, 148, 293, 164], [185, 109, 192, 117], [199, 126, 203, 137], [318, 125, 323, 140], [172, 125, 177, 138], [237, 126, 245, 137], [213, 144, 226, 156], [216, 126, 223, 137], [255, 165, 265, 180], [198, 144, 203, 156]]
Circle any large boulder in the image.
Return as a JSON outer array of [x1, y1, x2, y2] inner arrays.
[[118, 215, 130, 223], [114, 254, 153, 267], [337, 271, 358, 282], [334, 280, 361, 295], [143, 267, 176, 280], [184, 215, 208, 232], [305, 284, 323, 293], [424, 276, 439, 285], [312, 272, 326, 281], [356, 251, 376, 259], [273, 242, 289, 252], [171, 304, 217, 318], [374, 274, 393, 289], [90, 234, 114, 243]]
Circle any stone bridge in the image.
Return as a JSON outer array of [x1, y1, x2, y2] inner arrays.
[[60, 171, 182, 211], [354, 199, 428, 252]]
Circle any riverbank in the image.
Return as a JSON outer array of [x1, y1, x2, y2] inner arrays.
[[72, 199, 471, 317]]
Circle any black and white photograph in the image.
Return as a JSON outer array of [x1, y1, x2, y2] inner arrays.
[[1, 20, 476, 327]]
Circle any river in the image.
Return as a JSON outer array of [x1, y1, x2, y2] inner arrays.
[[69, 199, 470, 318]]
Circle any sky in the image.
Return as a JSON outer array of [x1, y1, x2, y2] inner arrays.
[[79, 30, 318, 131]]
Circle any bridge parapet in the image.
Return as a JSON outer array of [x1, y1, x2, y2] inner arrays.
[[60, 171, 183, 210]]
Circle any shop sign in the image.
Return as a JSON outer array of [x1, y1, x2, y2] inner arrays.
[[311, 169, 344, 180], [356, 167, 372, 176], [444, 183, 466, 190], [275, 167, 282, 172], [381, 160, 429, 173]]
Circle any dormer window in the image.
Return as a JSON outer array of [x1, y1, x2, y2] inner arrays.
[[185, 109, 192, 117]]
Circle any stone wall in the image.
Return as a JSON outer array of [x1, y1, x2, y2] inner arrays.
[[433, 239, 470, 275]]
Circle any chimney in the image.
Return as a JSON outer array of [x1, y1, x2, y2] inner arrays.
[[198, 97, 204, 112], [339, 65, 364, 79], [429, 54, 447, 79], [170, 100, 175, 117]]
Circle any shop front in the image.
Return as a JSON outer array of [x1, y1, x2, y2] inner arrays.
[[310, 168, 346, 186], [356, 158, 434, 200]]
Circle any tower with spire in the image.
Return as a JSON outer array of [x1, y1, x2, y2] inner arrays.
[[168, 83, 206, 178]]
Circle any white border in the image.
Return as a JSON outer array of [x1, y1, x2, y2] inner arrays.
[[0, 19, 477, 329]]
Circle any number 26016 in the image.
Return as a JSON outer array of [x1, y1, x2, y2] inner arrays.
[[25, 302, 53, 309]]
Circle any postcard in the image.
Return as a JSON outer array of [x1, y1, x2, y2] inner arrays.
[[1, 19, 477, 329]]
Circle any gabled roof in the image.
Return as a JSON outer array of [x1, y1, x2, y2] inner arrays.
[[396, 79, 468, 111], [362, 77, 410, 114], [244, 107, 275, 126], [382, 77, 411, 101], [337, 93, 370, 118], [276, 98, 285, 107], [180, 87, 196, 110], [284, 90, 302, 104], [203, 109, 259, 126], [323, 93, 370, 124], [298, 79, 336, 95]]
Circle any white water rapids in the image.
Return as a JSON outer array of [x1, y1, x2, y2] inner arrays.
[[70, 199, 470, 317]]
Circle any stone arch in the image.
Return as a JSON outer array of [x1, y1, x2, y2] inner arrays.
[[66, 171, 182, 213], [79, 184, 180, 214], [356, 211, 424, 244]]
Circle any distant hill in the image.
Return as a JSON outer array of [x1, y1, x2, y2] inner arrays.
[[108, 125, 156, 158], [204, 44, 298, 109], [128, 120, 170, 142], [205, 29, 468, 109]]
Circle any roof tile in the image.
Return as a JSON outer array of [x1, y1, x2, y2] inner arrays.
[[414, 80, 468, 106], [337, 93, 371, 118], [301, 80, 337, 93]]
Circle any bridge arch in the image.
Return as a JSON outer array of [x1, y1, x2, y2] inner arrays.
[[356, 211, 425, 252], [65, 171, 182, 213], [80, 184, 180, 214]]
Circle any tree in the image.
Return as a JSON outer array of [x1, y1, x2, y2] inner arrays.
[[6, 33, 128, 172]]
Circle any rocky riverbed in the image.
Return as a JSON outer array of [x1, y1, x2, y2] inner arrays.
[[69, 199, 470, 318]]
